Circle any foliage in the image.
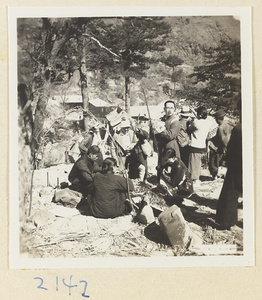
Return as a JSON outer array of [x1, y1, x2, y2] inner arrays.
[[162, 54, 184, 71], [100, 17, 171, 112], [107, 17, 171, 76], [188, 39, 241, 109], [17, 16, 242, 153]]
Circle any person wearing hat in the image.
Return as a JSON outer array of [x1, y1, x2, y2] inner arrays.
[[68, 145, 102, 197], [126, 128, 152, 184], [110, 118, 137, 171], [208, 109, 232, 179], [178, 105, 192, 167]]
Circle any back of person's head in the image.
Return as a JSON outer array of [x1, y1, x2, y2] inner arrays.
[[136, 128, 149, 140], [101, 157, 117, 174], [214, 109, 226, 122], [197, 106, 208, 119], [88, 145, 101, 155]]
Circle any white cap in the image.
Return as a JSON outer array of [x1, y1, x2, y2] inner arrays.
[[120, 120, 131, 128]]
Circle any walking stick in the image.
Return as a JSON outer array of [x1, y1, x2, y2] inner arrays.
[[123, 170, 139, 212], [141, 88, 159, 154], [85, 110, 121, 156], [86, 110, 138, 211]]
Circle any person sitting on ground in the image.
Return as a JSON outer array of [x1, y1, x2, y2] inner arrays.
[[208, 109, 232, 180], [68, 145, 102, 197], [110, 119, 137, 171], [125, 128, 152, 185], [89, 157, 135, 219], [158, 148, 194, 197]]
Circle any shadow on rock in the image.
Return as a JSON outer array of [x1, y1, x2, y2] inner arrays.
[[144, 222, 171, 246]]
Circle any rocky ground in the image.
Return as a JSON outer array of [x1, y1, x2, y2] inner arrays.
[[20, 154, 243, 258]]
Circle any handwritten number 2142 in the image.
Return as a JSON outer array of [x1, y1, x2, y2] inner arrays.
[[34, 276, 89, 298]]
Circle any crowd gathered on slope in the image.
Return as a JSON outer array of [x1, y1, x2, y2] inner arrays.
[[65, 100, 242, 230]]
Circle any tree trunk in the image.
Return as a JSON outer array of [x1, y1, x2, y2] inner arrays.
[[79, 35, 90, 131], [125, 75, 130, 114], [173, 81, 176, 97], [31, 80, 51, 155]]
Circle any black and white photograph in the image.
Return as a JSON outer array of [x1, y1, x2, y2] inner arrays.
[[9, 6, 253, 268]]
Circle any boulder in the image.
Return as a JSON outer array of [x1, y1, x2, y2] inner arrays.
[[158, 204, 192, 248], [42, 142, 68, 167], [30, 209, 56, 228]]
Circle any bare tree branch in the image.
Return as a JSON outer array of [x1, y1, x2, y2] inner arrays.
[[25, 50, 42, 65], [82, 33, 120, 59]]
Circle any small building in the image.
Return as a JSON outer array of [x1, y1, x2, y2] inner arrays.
[[89, 97, 115, 118], [59, 94, 115, 118]]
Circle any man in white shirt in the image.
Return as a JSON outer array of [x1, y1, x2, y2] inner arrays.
[[188, 106, 211, 186]]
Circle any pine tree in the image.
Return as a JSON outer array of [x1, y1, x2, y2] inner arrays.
[[189, 39, 241, 108], [105, 17, 171, 113]]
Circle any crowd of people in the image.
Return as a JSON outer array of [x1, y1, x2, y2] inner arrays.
[[67, 100, 242, 230]]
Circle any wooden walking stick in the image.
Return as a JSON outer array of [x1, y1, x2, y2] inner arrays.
[[141, 88, 159, 154]]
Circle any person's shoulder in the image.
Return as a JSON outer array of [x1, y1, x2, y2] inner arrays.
[[190, 118, 198, 126], [108, 173, 125, 183], [220, 119, 229, 127], [94, 171, 104, 178], [199, 118, 211, 126], [169, 114, 179, 124], [75, 154, 86, 164]]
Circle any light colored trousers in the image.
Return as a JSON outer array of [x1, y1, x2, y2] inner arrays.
[[188, 152, 202, 180]]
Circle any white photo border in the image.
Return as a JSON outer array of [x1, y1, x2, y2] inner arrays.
[[9, 6, 254, 269]]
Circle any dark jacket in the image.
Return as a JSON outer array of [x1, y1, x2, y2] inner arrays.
[[127, 139, 150, 179], [161, 158, 193, 195], [90, 173, 134, 218], [68, 154, 101, 196], [209, 120, 232, 154], [156, 114, 181, 159], [216, 122, 242, 227]]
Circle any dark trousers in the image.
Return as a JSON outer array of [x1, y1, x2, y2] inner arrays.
[[180, 146, 190, 168], [209, 149, 224, 178], [215, 167, 241, 227]]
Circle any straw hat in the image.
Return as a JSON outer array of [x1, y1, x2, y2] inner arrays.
[[120, 119, 131, 128], [180, 105, 191, 117]]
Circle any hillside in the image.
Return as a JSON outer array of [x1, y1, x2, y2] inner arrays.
[[42, 16, 240, 108], [18, 16, 240, 106]]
